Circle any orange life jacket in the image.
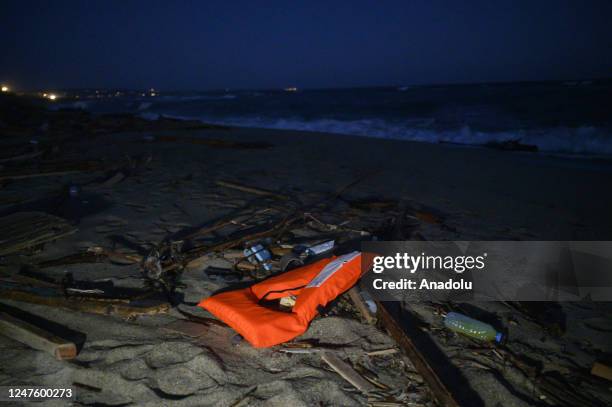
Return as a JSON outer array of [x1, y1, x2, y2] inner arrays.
[[198, 251, 362, 348]]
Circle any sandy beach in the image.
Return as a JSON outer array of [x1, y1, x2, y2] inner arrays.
[[1, 104, 612, 406]]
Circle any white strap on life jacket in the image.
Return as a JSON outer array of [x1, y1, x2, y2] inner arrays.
[[306, 251, 360, 288]]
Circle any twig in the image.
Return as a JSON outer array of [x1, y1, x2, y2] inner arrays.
[[0, 150, 43, 163], [366, 348, 399, 357], [321, 352, 376, 393]]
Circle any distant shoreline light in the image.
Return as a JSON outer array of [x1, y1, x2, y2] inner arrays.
[[1, 85, 9, 92]]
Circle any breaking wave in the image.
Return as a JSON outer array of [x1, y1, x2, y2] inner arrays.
[[71, 101, 93, 110], [176, 115, 612, 156], [57, 82, 612, 157]]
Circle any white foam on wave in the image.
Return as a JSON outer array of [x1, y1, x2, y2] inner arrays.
[[62, 95, 612, 156], [138, 112, 160, 121], [72, 101, 91, 110], [48, 100, 92, 111]]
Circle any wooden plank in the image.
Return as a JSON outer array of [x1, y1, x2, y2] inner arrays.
[[376, 301, 460, 407], [347, 286, 376, 324], [321, 352, 376, 393], [0, 311, 77, 360]]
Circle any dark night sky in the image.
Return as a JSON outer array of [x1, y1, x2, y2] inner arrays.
[[1, 0, 611, 91]]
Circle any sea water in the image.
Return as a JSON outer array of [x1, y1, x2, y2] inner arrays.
[[57, 80, 612, 156]]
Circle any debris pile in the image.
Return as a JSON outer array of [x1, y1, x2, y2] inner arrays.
[[0, 98, 610, 406]]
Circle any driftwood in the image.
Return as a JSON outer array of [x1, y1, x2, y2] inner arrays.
[[0, 150, 44, 163], [0, 160, 108, 181], [215, 180, 288, 200], [155, 172, 377, 290], [0, 311, 77, 360], [376, 301, 460, 407], [36, 252, 101, 268], [15, 270, 164, 303], [185, 215, 300, 260], [181, 218, 245, 242], [0, 212, 77, 256], [177, 172, 374, 267], [34, 248, 142, 269], [591, 362, 612, 382], [321, 352, 376, 393], [100, 171, 126, 187], [0, 303, 85, 360], [366, 348, 399, 356], [347, 286, 376, 324], [0, 282, 169, 318]]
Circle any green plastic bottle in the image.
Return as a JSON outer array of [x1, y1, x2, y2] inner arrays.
[[444, 312, 503, 343]]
